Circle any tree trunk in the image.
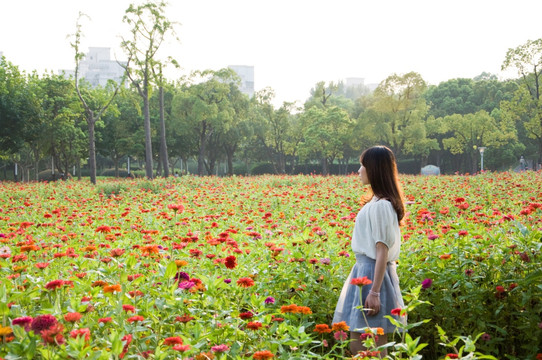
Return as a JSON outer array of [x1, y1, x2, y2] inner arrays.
[[114, 155, 119, 178], [159, 86, 169, 178], [88, 119, 97, 184], [321, 157, 329, 176], [198, 123, 207, 176], [143, 88, 154, 179]]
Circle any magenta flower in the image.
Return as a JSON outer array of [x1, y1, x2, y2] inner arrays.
[[178, 280, 196, 290], [421, 278, 432, 289], [30, 314, 58, 333], [264, 296, 275, 304]]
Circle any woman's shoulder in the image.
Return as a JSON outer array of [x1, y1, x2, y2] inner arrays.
[[371, 197, 396, 214]]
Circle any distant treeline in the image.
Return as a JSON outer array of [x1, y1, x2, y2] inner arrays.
[[1, 38, 542, 181]]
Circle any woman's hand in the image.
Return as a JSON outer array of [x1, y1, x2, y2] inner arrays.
[[364, 292, 380, 316]]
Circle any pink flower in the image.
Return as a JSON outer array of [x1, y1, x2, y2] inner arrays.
[[334, 330, 348, 341], [211, 344, 230, 353], [173, 344, 190, 352], [12, 316, 33, 329]]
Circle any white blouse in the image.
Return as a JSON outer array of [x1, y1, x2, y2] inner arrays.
[[351, 197, 401, 261]]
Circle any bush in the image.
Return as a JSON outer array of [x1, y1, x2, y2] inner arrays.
[[96, 182, 129, 197], [100, 168, 135, 178]]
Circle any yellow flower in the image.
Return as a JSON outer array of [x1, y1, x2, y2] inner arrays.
[[0, 326, 13, 336]]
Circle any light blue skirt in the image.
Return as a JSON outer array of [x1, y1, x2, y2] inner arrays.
[[332, 254, 405, 333]]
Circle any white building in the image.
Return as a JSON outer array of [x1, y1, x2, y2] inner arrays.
[[228, 65, 254, 98], [345, 77, 364, 88], [60, 47, 125, 87]]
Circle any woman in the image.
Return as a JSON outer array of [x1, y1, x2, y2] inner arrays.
[[332, 145, 406, 356]]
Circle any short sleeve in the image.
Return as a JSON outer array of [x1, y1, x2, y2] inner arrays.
[[368, 200, 396, 248]]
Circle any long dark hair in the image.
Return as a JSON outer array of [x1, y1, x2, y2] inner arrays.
[[360, 145, 405, 222]]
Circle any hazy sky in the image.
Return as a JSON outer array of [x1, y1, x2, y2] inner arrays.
[[1, 0, 541, 106]]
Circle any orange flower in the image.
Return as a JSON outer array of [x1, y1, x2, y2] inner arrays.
[[141, 245, 159, 256], [163, 336, 183, 345], [314, 324, 332, 333], [331, 321, 350, 332], [103, 284, 122, 293], [253, 350, 274, 359], [297, 306, 312, 315], [280, 304, 299, 314], [175, 260, 188, 267], [439, 254, 452, 260]]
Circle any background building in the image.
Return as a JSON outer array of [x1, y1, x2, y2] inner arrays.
[[228, 65, 254, 98], [60, 47, 125, 87]]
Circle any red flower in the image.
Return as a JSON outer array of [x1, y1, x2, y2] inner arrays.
[[167, 204, 184, 213], [224, 255, 237, 269], [98, 317, 112, 324], [122, 305, 136, 313], [95, 225, 112, 233], [246, 321, 263, 330], [40, 323, 65, 346], [391, 308, 404, 316], [175, 314, 195, 323], [239, 311, 254, 320], [163, 336, 184, 345], [64, 312, 82, 323], [350, 276, 372, 286], [45, 279, 65, 290], [127, 315, 144, 323], [445, 354, 458, 359], [237, 277, 255, 288], [120, 334, 132, 359], [70, 328, 90, 342]]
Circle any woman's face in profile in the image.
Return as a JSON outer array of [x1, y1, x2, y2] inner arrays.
[[358, 164, 369, 185]]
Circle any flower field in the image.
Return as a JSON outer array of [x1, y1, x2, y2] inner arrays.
[[0, 172, 540, 360]]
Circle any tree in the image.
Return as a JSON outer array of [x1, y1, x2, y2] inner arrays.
[[121, 0, 177, 179], [300, 106, 352, 175], [252, 88, 290, 174], [502, 38, 542, 164], [0, 58, 35, 156], [71, 13, 124, 184], [37, 73, 86, 179], [440, 110, 515, 173], [98, 87, 142, 177], [172, 69, 236, 176], [370, 72, 432, 159], [221, 82, 251, 175]]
